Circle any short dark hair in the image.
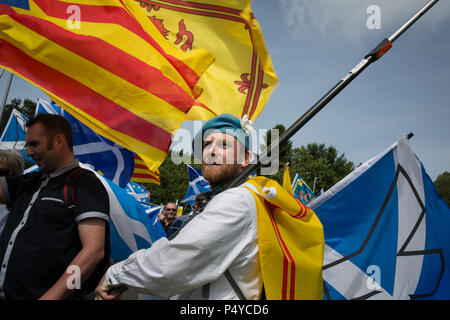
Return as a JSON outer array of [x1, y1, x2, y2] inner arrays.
[[26, 114, 74, 152]]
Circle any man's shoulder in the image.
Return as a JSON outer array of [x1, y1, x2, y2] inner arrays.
[[210, 186, 255, 209]]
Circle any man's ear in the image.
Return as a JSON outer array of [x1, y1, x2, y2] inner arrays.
[[53, 133, 67, 150], [240, 150, 252, 170]]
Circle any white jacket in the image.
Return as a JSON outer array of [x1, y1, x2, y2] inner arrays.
[[106, 187, 262, 299]]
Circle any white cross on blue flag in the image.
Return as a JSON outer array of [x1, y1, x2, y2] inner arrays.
[[181, 165, 211, 206], [310, 136, 450, 300]]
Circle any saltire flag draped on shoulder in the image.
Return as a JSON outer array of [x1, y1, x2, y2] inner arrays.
[[0, 0, 213, 173], [138, 0, 278, 121], [310, 136, 450, 300], [36, 99, 134, 188], [0, 108, 33, 163], [181, 164, 211, 206], [292, 173, 316, 206]]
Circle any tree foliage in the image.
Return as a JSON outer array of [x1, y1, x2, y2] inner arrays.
[[289, 143, 355, 192], [0, 97, 36, 134], [434, 171, 450, 207], [260, 124, 355, 192]]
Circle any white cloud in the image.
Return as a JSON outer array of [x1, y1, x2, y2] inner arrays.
[[278, 0, 450, 44]]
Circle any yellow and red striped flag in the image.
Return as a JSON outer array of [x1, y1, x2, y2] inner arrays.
[[138, 0, 278, 121], [0, 0, 213, 172], [131, 153, 160, 185]]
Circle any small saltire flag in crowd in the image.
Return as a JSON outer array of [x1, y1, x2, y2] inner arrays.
[[292, 173, 316, 206], [181, 165, 211, 206], [125, 181, 150, 204], [0, 0, 213, 174], [0, 108, 33, 163], [310, 136, 450, 300], [138, 0, 278, 121], [36, 99, 134, 188]]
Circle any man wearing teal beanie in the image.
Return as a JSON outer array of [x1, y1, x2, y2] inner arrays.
[[96, 114, 263, 300], [194, 113, 252, 189]]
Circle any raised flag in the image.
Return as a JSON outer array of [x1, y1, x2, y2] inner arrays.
[[0, 0, 213, 173], [181, 164, 211, 206], [36, 99, 134, 188], [138, 0, 278, 121], [0, 108, 33, 163], [292, 173, 316, 206], [310, 136, 450, 300]]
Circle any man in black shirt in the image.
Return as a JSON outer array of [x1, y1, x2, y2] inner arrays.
[[0, 114, 110, 300]]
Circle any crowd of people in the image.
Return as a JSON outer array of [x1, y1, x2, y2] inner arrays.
[[0, 112, 315, 300]]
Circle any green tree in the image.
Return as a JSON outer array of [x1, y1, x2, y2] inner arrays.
[[434, 171, 450, 207], [0, 97, 37, 133], [289, 143, 355, 192]]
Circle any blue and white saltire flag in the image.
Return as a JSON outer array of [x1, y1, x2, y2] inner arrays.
[[36, 99, 134, 188], [181, 165, 211, 206], [291, 173, 316, 206], [310, 136, 450, 300], [125, 181, 150, 204], [78, 163, 166, 262], [0, 108, 34, 163]]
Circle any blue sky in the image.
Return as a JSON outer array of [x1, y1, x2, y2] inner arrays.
[[1, 0, 449, 180]]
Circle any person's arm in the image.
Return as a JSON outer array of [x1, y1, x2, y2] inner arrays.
[[95, 187, 257, 299], [39, 218, 106, 300]]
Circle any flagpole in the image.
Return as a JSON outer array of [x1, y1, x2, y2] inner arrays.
[[225, 0, 440, 189], [0, 72, 14, 126]]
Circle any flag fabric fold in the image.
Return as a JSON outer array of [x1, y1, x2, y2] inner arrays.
[[282, 164, 294, 195], [0, 0, 214, 173], [241, 176, 324, 300], [310, 137, 450, 300], [138, 0, 278, 121]]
